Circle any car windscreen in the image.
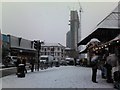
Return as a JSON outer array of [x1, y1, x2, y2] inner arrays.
[[40, 57, 48, 60], [12, 57, 17, 59]]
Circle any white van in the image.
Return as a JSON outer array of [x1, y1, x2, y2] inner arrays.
[[40, 55, 54, 68], [40, 55, 53, 63]]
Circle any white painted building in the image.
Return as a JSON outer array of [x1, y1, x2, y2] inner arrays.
[[40, 43, 66, 62]]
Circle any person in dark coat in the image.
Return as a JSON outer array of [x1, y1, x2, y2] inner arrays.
[[30, 57, 35, 72], [105, 52, 117, 83], [91, 53, 99, 83], [16, 57, 21, 74], [100, 50, 109, 79], [22, 57, 27, 73], [34, 58, 38, 71], [74, 58, 77, 66]]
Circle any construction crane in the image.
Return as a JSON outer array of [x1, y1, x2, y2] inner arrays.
[[77, 1, 83, 52], [78, 1, 83, 42]]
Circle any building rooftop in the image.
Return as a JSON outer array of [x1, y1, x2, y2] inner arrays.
[[41, 42, 65, 47], [78, 4, 120, 46]]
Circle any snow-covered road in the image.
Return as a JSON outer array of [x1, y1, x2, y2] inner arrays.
[[1, 66, 114, 88]]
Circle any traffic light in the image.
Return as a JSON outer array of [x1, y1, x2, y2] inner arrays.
[[34, 40, 38, 50], [34, 40, 42, 50], [38, 41, 41, 50]]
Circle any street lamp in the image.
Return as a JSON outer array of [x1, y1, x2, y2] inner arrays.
[[117, 40, 119, 43], [105, 45, 107, 47]]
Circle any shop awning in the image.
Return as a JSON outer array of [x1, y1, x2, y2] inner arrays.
[[78, 28, 120, 46], [10, 47, 36, 53]]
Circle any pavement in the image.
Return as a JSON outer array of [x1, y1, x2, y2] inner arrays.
[[1, 66, 115, 89]]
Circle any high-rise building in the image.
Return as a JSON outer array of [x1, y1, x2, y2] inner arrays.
[[66, 31, 71, 48], [0, 30, 1, 63], [66, 10, 80, 51], [66, 10, 80, 59]]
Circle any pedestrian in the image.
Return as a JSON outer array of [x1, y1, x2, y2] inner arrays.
[[21, 57, 27, 73], [91, 52, 99, 83], [40, 61, 44, 70], [44, 61, 48, 69], [16, 57, 21, 75], [50, 62, 53, 68], [34, 58, 38, 71], [100, 59, 107, 79], [100, 50, 108, 79], [74, 58, 77, 66], [30, 57, 35, 72], [4, 56, 11, 67], [79, 59, 82, 66], [105, 52, 117, 83]]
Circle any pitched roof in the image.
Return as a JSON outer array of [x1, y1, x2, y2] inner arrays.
[[96, 5, 120, 28], [78, 4, 120, 46]]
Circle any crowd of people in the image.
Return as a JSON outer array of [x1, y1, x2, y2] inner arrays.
[[90, 45, 120, 89], [15, 56, 56, 75]]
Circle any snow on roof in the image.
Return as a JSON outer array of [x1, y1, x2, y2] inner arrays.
[[96, 4, 120, 29], [41, 42, 65, 47], [65, 48, 71, 50], [65, 58, 74, 60]]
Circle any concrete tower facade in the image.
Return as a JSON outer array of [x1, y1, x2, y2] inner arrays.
[[69, 10, 79, 50]]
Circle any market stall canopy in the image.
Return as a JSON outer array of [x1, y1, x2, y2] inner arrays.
[[79, 40, 100, 54], [79, 47, 88, 54], [78, 4, 120, 46], [78, 28, 120, 46]]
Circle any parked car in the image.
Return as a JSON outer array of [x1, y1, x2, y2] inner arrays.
[[54, 60, 60, 67], [65, 58, 74, 65], [60, 60, 67, 66], [3, 56, 17, 67]]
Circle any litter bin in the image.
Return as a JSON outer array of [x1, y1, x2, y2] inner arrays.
[[17, 64, 25, 78]]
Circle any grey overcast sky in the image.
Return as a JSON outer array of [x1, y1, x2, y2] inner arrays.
[[1, 1, 118, 46]]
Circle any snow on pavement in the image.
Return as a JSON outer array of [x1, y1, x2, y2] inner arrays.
[[1, 66, 114, 88]]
